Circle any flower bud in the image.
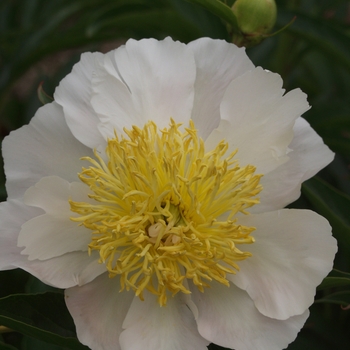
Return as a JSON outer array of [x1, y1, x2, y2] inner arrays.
[[232, 0, 277, 47]]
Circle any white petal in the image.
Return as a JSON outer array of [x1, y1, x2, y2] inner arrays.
[[188, 38, 254, 139], [191, 281, 309, 350], [19, 251, 106, 288], [291, 117, 334, 181], [23, 175, 90, 215], [0, 200, 42, 270], [2, 102, 94, 199], [54, 52, 107, 148], [91, 37, 196, 138], [205, 68, 310, 174], [19, 215, 89, 261], [253, 117, 334, 212], [65, 274, 134, 350], [231, 209, 337, 320], [0, 198, 104, 288], [18, 176, 92, 260], [120, 292, 208, 350]]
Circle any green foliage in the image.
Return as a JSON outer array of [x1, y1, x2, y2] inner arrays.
[[317, 270, 350, 308], [185, 0, 239, 29], [1, 0, 350, 349], [303, 177, 350, 250], [0, 293, 88, 350]]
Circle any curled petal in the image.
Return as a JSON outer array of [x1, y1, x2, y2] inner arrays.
[[91, 37, 196, 139], [255, 117, 334, 212], [191, 281, 309, 350], [188, 37, 254, 139], [206, 68, 310, 175], [231, 209, 337, 320]]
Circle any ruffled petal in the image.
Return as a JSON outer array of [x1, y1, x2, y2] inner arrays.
[[54, 52, 107, 148], [120, 292, 208, 350], [65, 274, 134, 350], [205, 68, 310, 174], [2, 102, 94, 199], [91, 37, 196, 139], [0, 199, 104, 287], [18, 176, 92, 260], [253, 117, 334, 212], [191, 281, 309, 350], [0, 200, 42, 270], [230, 209, 337, 320], [188, 37, 254, 139]]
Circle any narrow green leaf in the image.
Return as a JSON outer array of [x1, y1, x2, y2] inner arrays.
[[330, 269, 350, 279], [277, 9, 350, 69], [317, 277, 350, 291], [185, 0, 239, 30], [0, 293, 88, 350], [302, 177, 350, 249], [315, 291, 350, 307]]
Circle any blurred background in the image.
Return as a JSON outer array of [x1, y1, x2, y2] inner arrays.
[[1, 0, 350, 349]]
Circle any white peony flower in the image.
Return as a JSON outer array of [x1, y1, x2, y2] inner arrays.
[[0, 37, 337, 350]]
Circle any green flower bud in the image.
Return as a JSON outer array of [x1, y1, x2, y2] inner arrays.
[[231, 0, 277, 47]]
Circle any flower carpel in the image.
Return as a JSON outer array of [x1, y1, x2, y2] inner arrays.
[[70, 120, 262, 305]]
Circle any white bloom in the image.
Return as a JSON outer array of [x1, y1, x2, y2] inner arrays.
[[0, 37, 337, 350]]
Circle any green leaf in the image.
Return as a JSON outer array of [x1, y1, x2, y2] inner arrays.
[[302, 177, 350, 249], [330, 269, 350, 279], [277, 9, 350, 70], [317, 277, 350, 291], [185, 0, 239, 30], [0, 340, 18, 350], [317, 269, 350, 290], [22, 335, 67, 350], [316, 291, 350, 307], [287, 302, 350, 349], [312, 115, 350, 158], [0, 292, 88, 350], [169, 0, 228, 39], [84, 9, 202, 42]]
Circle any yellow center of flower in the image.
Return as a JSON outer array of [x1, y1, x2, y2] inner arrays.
[[70, 119, 262, 305]]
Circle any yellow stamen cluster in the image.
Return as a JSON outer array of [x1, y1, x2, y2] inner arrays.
[[70, 119, 262, 305]]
